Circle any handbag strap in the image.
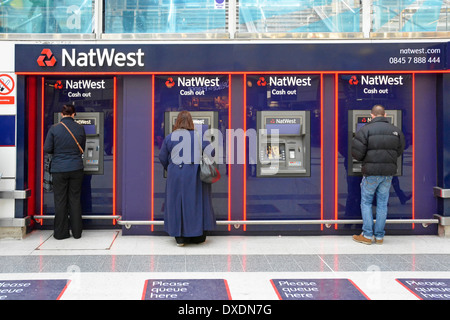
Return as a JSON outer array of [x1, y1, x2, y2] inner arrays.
[[195, 131, 203, 156], [60, 121, 84, 154]]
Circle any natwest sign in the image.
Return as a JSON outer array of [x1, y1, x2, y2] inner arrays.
[[62, 48, 145, 67], [16, 44, 147, 72], [14, 42, 448, 73]]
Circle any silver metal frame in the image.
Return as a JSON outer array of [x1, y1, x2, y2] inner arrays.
[[1, 0, 449, 41], [435, 214, 450, 226], [0, 190, 31, 200], [370, 31, 450, 39], [0, 217, 30, 228], [100, 33, 230, 40], [94, 0, 103, 40], [434, 187, 450, 198], [0, 33, 96, 40], [235, 32, 365, 39]]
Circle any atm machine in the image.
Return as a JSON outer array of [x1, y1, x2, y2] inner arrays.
[[256, 110, 310, 177], [164, 111, 219, 146], [348, 109, 402, 176], [164, 111, 219, 145], [55, 112, 104, 175], [163, 111, 219, 178]]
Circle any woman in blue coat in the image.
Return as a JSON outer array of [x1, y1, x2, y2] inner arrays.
[[159, 111, 216, 246]]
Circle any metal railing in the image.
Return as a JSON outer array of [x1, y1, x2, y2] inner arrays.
[[22, 186, 450, 230], [29, 214, 441, 230], [31, 215, 121, 225], [115, 217, 440, 230]]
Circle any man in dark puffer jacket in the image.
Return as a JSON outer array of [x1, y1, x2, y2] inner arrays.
[[351, 105, 405, 245]]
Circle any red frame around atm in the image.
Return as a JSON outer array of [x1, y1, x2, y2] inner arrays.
[[25, 69, 450, 231], [38, 76, 118, 224]]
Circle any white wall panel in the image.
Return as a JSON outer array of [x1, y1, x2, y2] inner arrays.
[[0, 199, 15, 219], [0, 147, 16, 190], [0, 42, 15, 73]]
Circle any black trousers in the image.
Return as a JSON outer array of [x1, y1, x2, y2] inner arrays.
[[52, 169, 84, 239]]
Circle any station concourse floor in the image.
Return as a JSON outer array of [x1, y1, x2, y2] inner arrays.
[[1, 230, 450, 301]]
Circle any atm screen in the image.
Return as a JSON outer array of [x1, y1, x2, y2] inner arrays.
[[356, 122, 367, 132], [265, 143, 285, 160], [266, 118, 302, 135], [356, 116, 371, 132], [75, 118, 97, 135], [356, 116, 393, 132], [193, 118, 210, 138], [83, 124, 96, 135], [195, 124, 210, 137]]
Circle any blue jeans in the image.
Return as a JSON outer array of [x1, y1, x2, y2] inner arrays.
[[360, 176, 393, 240]]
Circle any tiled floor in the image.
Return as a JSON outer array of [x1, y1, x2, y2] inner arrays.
[[1, 230, 450, 300]]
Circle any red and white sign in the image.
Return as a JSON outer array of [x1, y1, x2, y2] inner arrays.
[[0, 73, 16, 105]]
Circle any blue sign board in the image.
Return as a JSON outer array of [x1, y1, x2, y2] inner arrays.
[[271, 279, 368, 300], [0, 115, 15, 146], [397, 278, 450, 300], [15, 42, 448, 73], [142, 279, 231, 300], [0, 279, 70, 300]]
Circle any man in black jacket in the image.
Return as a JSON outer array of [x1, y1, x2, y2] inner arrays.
[[351, 105, 405, 245]]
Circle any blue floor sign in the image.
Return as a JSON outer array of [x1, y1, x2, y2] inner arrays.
[[271, 279, 369, 300], [396, 279, 450, 300], [142, 279, 231, 300], [0, 279, 70, 300]]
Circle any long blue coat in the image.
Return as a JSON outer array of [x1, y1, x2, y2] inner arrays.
[[159, 129, 216, 237]]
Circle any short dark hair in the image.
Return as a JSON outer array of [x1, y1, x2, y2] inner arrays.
[[62, 104, 76, 116], [173, 110, 194, 131], [371, 104, 385, 117]]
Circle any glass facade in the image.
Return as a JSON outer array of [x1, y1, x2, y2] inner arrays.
[[0, 0, 93, 33], [372, 0, 449, 33], [0, 0, 448, 36], [104, 0, 227, 34], [239, 0, 361, 33]]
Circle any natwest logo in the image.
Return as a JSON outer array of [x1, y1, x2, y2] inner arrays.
[[61, 48, 145, 67], [257, 77, 267, 86], [165, 77, 175, 88], [37, 49, 57, 67], [349, 75, 359, 85], [54, 80, 63, 89]]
